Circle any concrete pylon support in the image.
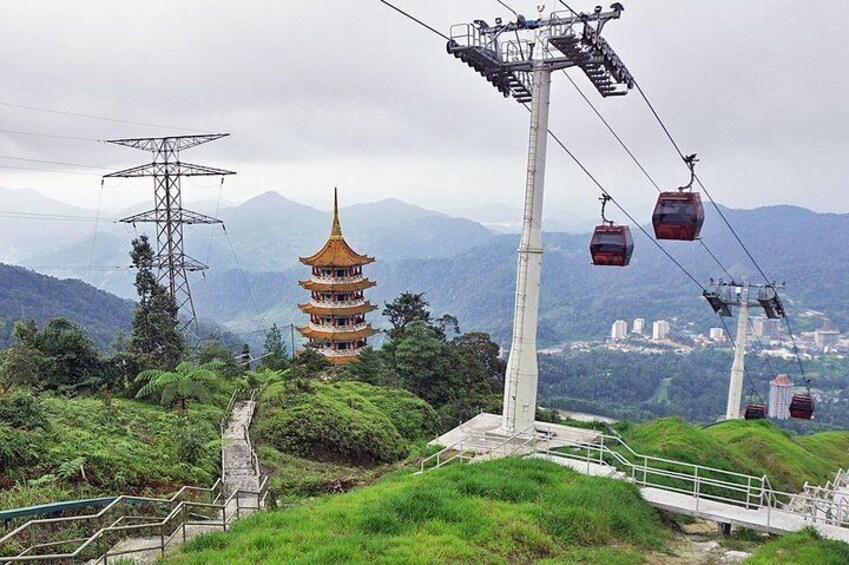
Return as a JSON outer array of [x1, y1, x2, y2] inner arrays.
[[502, 64, 552, 434], [726, 277, 750, 420]]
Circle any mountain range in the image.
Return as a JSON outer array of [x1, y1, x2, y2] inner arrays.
[[1, 187, 847, 348]]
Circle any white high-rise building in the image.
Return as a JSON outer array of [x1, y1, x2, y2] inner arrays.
[[610, 320, 628, 340], [652, 320, 670, 341], [632, 318, 646, 335], [752, 317, 780, 339], [709, 327, 725, 341], [815, 329, 840, 349], [769, 374, 793, 420]]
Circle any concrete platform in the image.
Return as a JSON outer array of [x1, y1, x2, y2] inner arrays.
[[430, 413, 601, 452]]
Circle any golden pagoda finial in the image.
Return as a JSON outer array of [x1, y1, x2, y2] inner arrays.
[[330, 187, 343, 239]]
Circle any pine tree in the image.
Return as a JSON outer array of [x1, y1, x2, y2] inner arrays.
[[129, 235, 185, 369], [262, 323, 289, 371]]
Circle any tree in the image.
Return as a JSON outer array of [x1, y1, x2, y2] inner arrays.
[[382, 292, 432, 338], [342, 347, 395, 386], [34, 318, 102, 393], [292, 348, 331, 375], [129, 235, 185, 369], [262, 324, 289, 371], [135, 360, 224, 412]]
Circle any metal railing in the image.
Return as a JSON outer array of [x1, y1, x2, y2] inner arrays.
[[0, 478, 269, 564], [419, 423, 849, 532]]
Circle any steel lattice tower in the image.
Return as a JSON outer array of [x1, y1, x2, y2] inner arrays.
[[446, 5, 633, 433], [104, 134, 236, 337]]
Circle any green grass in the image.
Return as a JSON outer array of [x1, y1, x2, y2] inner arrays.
[[255, 380, 439, 466], [0, 395, 222, 510], [618, 417, 849, 493], [168, 458, 667, 565], [744, 528, 849, 564]]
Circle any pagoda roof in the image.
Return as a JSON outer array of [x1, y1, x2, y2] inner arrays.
[[297, 326, 379, 341], [298, 302, 378, 316], [299, 188, 375, 268], [299, 278, 377, 292]]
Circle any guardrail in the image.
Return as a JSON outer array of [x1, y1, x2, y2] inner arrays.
[[0, 477, 269, 564], [419, 423, 849, 531]]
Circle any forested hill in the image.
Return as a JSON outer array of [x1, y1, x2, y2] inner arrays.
[[0, 263, 133, 349]]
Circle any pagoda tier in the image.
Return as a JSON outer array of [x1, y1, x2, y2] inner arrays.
[[298, 278, 377, 292], [296, 188, 377, 365], [298, 301, 378, 316]]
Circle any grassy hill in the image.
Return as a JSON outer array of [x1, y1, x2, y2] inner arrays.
[[619, 417, 849, 493], [167, 458, 667, 565], [165, 456, 849, 565]]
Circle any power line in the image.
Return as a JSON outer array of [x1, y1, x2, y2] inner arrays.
[[0, 154, 106, 170], [0, 100, 196, 131], [0, 210, 118, 222], [0, 163, 101, 176], [221, 225, 263, 319], [0, 128, 102, 142]]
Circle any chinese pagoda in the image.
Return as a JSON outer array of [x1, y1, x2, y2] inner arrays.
[[297, 189, 378, 364]]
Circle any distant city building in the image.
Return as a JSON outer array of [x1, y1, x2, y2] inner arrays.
[[652, 320, 670, 341], [752, 317, 781, 339], [632, 318, 646, 335], [610, 320, 628, 340], [709, 327, 725, 341], [815, 329, 840, 349], [769, 374, 794, 420]]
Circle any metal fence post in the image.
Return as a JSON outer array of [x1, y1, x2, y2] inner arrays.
[[160, 522, 165, 555], [182, 504, 187, 543]]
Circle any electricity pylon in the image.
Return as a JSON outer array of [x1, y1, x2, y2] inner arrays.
[[704, 275, 786, 419], [446, 5, 633, 432], [104, 134, 236, 337]]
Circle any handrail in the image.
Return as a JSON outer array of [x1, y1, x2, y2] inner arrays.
[[417, 422, 849, 531]]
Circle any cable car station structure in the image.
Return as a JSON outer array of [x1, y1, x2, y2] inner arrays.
[[446, 5, 633, 434], [701, 276, 814, 420]]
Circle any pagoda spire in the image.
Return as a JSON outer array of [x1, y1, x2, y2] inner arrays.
[[330, 187, 343, 239]]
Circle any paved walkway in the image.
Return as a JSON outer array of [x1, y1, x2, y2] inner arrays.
[[536, 452, 849, 543], [86, 400, 262, 564]]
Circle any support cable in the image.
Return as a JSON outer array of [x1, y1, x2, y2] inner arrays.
[[376, 0, 450, 40], [377, 0, 710, 294], [631, 78, 806, 380]]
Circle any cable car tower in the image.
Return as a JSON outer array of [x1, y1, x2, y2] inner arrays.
[[447, 4, 633, 433], [703, 276, 786, 420]]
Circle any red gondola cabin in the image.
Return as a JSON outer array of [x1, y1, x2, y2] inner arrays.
[[744, 404, 766, 420], [590, 225, 633, 267], [789, 393, 814, 420], [652, 191, 705, 241]]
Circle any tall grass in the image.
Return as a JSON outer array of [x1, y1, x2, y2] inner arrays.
[[170, 458, 667, 565]]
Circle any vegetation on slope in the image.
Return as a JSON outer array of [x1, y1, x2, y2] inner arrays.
[[255, 380, 439, 466], [169, 458, 667, 565], [0, 263, 133, 350], [619, 417, 849, 492], [0, 392, 221, 510], [744, 528, 849, 565]]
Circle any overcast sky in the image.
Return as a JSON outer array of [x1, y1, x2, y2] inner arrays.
[[1, 0, 847, 224]]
